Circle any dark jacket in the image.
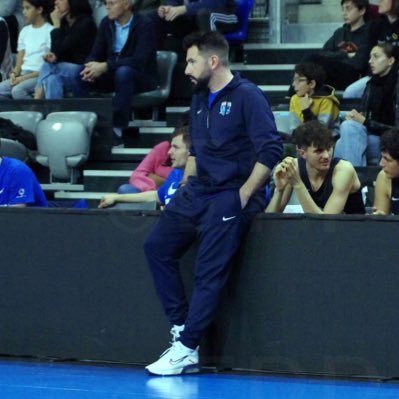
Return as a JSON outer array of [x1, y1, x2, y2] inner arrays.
[[322, 22, 371, 74], [189, 73, 283, 189], [370, 15, 399, 46], [361, 65, 398, 135], [51, 14, 97, 64], [166, 0, 235, 16], [86, 14, 158, 91]]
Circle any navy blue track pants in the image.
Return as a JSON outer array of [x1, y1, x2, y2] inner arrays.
[[144, 183, 265, 349]]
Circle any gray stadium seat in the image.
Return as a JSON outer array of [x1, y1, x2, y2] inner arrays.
[[0, 111, 44, 135], [0, 138, 28, 161], [45, 111, 98, 137], [132, 51, 178, 121], [35, 120, 90, 183]]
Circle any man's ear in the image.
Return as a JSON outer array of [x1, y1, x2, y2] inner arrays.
[[308, 79, 316, 90], [297, 147, 306, 159], [209, 54, 219, 70]]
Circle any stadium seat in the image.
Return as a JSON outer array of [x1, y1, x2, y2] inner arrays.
[[35, 120, 90, 183], [224, 0, 254, 43], [131, 51, 178, 121], [45, 111, 98, 137], [0, 111, 44, 135], [0, 138, 28, 162]]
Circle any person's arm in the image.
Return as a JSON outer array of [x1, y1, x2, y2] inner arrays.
[[284, 158, 358, 214], [0, 21, 9, 65], [317, 97, 339, 126], [98, 190, 159, 208], [148, 173, 166, 187], [180, 155, 197, 186], [265, 162, 293, 213], [373, 170, 391, 215]]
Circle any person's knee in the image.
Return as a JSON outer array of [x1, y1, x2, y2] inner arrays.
[[339, 119, 362, 139], [11, 85, 26, 99], [114, 66, 134, 85]]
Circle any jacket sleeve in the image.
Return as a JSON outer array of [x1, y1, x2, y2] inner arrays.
[[364, 119, 393, 136], [322, 27, 348, 61], [85, 17, 108, 63], [243, 87, 283, 170], [0, 20, 8, 65]]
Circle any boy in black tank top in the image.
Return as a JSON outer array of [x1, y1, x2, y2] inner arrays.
[[373, 128, 399, 215], [266, 120, 365, 214]]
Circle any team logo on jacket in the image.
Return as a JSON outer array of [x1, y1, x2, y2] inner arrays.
[[219, 101, 232, 116]]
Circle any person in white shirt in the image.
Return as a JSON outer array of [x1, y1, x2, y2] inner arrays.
[[0, 0, 53, 99]]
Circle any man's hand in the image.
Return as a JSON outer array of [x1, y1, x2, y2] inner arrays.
[[98, 194, 117, 208], [43, 52, 57, 64], [81, 61, 107, 82], [345, 109, 365, 124], [298, 93, 312, 111], [157, 5, 170, 18], [10, 75, 23, 86], [281, 157, 301, 187], [273, 162, 290, 192], [164, 5, 187, 21]]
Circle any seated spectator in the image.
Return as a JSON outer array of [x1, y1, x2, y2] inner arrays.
[[289, 62, 340, 137], [344, 0, 399, 98], [0, 141, 48, 207], [80, 0, 158, 140], [0, 17, 13, 82], [373, 128, 399, 215], [0, 0, 53, 100], [265, 121, 365, 214], [98, 126, 190, 208], [34, 0, 97, 100], [152, 0, 238, 47], [334, 42, 398, 166], [302, 0, 371, 91], [0, 0, 23, 53], [118, 140, 172, 194]]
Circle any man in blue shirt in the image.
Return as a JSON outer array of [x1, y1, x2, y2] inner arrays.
[[98, 126, 190, 208], [81, 0, 158, 138], [144, 31, 283, 376], [0, 155, 47, 207]]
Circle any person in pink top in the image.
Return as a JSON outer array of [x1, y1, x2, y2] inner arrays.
[[118, 140, 172, 194]]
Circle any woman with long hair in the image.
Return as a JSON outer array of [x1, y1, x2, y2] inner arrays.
[[34, 0, 97, 99], [335, 42, 398, 166]]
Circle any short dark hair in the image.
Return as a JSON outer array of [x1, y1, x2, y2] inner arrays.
[[293, 120, 334, 150], [373, 41, 399, 61], [183, 31, 230, 66], [68, 0, 93, 18], [294, 62, 326, 89], [380, 128, 399, 161], [24, 0, 52, 18], [340, 0, 369, 10], [172, 125, 191, 148]]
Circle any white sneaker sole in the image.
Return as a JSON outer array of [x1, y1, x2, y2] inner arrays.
[[145, 363, 200, 376]]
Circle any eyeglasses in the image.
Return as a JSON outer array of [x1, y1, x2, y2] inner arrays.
[[292, 77, 308, 83]]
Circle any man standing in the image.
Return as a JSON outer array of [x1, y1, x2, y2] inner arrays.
[[81, 0, 158, 139], [144, 31, 283, 376]]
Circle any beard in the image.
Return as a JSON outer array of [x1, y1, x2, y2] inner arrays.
[[190, 73, 211, 94]]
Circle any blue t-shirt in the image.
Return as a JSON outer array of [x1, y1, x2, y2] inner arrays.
[[0, 157, 48, 207], [157, 169, 184, 205]]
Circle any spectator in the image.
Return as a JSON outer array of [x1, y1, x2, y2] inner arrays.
[[265, 121, 365, 214], [98, 126, 190, 208], [289, 62, 340, 137], [334, 42, 398, 166], [80, 0, 158, 140], [373, 128, 399, 214], [34, 0, 97, 99], [0, 17, 13, 82], [0, 143, 48, 207], [0, 0, 53, 100], [117, 141, 172, 194], [303, 0, 371, 90], [152, 0, 238, 48], [0, 0, 23, 53], [144, 31, 282, 376], [344, 0, 399, 98]]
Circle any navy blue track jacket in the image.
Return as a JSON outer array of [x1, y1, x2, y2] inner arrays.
[[189, 73, 283, 189]]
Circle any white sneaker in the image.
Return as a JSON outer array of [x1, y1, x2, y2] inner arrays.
[[145, 341, 200, 376], [170, 324, 185, 342]]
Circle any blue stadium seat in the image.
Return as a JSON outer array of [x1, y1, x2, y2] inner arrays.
[[224, 0, 254, 43]]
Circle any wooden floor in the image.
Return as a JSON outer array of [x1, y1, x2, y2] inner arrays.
[[0, 358, 398, 398]]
